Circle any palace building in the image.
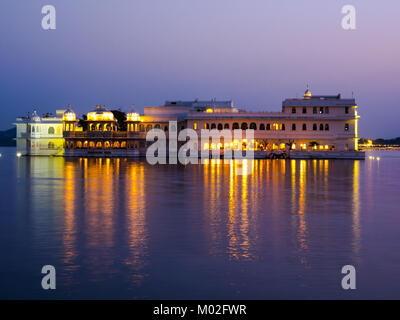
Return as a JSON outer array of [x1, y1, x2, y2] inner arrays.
[[16, 88, 364, 159], [14, 110, 64, 156]]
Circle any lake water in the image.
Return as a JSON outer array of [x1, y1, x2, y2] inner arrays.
[[0, 147, 399, 299]]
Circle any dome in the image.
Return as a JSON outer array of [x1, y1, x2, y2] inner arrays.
[[87, 105, 115, 121], [31, 110, 41, 122], [303, 86, 312, 99], [127, 112, 140, 121], [63, 106, 76, 121]]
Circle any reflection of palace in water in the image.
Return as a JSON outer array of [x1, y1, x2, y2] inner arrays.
[[15, 87, 365, 159], [14, 156, 362, 288]]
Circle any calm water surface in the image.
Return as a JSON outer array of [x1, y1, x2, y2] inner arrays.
[[0, 147, 399, 299]]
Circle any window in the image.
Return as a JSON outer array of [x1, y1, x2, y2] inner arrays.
[[193, 123, 197, 130], [259, 123, 265, 130], [146, 125, 152, 132], [345, 124, 349, 131], [292, 107, 296, 114], [325, 107, 329, 114], [164, 126, 168, 131], [217, 123, 223, 130], [241, 123, 248, 130], [313, 107, 317, 114], [250, 123, 257, 130], [266, 124, 271, 131], [48, 127, 55, 134], [325, 123, 329, 131], [319, 124, 324, 131], [292, 123, 296, 131], [273, 123, 279, 131], [345, 107, 349, 114], [224, 123, 229, 129], [281, 124, 285, 131], [232, 123, 239, 130], [211, 123, 216, 129], [302, 107, 307, 114], [48, 142, 55, 149], [302, 123, 307, 131], [139, 124, 145, 132], [205, 123, 210, 129], [313, 123, 317, 131], [319, 107, 324, 114]]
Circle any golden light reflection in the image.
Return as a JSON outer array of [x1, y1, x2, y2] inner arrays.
[[352, 161, 361, 257], [125, 161, 148, 285], [204, 160, 257, 261]]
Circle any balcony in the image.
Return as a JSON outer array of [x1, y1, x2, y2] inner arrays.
[[63, 131, 140, 138]]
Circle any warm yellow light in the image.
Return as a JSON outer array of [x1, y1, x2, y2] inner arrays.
[[127, 112, 140, 121], [193, 123, 198, 130], [206, 108, 213, 113], [87, 111, 114, 121], [63, 112, 76, 121], [291, 143, 296, 149], [324, 145, 329, 150]]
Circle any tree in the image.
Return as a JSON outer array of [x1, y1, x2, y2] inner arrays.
[[111, 110, 127, 131]]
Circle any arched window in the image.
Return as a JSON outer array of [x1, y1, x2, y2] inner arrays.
[[113, 141, 120, 148], [139, 124, 145, 132], [273, 123, 279, 131], [121, 141, 127, 148], [241, 123, 248, 130], [259, 123, 265, 130], [292, 107, 296, 114], [146, 125, 152, 132], [319, 123, 324, 131], [232, 123, 239, 130], [302, 123, 307, 131], [325, 123, 329, 131], [193, 123, 197, 130], [313, 123, 317, 131], [266, 124, 271, 131], [217, 123, 223, 130], [96, 141, 102, 148], [83, 141, 88, 148], [205, 123, 209, 129], [76, 141, 82, 149], [292, 123, 296, 131], [249, 123, 257, 130], [104, 141, 110, 149], [224, 123, 229, 129], [48, 127, 55, 134], [211, 123, 216, 129], [155, 124, 161, 129], [89, 141, 95, 149], [281, 124, 285, 131]]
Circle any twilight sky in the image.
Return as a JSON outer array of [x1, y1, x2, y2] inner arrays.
[[0, 0, 399, 138]]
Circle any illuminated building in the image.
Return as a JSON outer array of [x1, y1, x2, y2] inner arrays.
[[20, 87, 364, 159], [14, 109, 64, 156]]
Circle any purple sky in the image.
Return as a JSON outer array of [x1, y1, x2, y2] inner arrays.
[[1, 0, 399, 138]]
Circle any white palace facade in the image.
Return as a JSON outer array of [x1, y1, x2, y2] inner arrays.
[[16, 88, 364, 159]]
